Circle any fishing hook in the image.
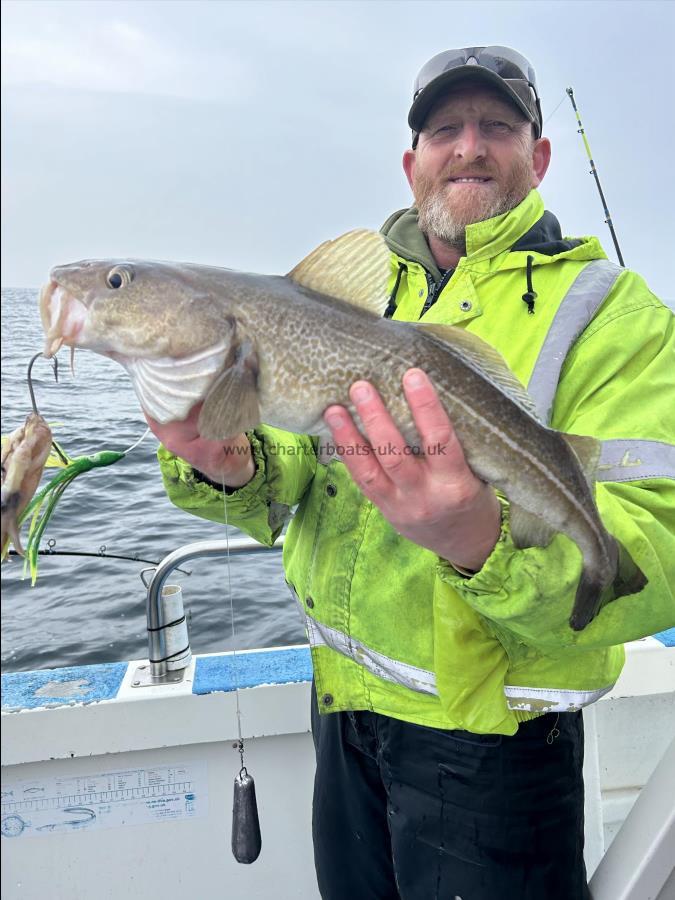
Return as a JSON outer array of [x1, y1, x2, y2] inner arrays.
[[27, 352, 58, 416], [26, 352, 70, 466]]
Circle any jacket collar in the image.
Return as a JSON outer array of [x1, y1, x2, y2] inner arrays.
[[464, 189, 545, 259], [381, 190, 591, 279], [381, 205, 444, 281]]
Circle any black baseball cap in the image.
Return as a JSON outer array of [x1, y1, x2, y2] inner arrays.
[[409, 46, 543, 146]]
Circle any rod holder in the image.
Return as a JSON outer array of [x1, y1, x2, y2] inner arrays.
[[141, 536, 285, 683]]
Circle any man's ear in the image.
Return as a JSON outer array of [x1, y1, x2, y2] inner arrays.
[[532, 137, 551, 186], [402, 148, 416, 191]]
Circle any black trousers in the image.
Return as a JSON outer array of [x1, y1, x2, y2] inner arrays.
[[311, 686, 590, 900]]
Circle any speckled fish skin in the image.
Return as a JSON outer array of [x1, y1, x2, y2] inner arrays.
[[1, 413, 53, 558], [39, 247, 646, 629]]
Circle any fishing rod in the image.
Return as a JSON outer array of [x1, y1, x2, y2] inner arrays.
[[6, 545, 192, 576], [566, 87, 625, 267]]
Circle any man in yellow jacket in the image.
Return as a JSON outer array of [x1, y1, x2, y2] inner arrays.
[[149, 46, 674, 899]]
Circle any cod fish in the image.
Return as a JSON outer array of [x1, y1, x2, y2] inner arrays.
[[39, 229, 646, 629], [1, 413, 53, 558]]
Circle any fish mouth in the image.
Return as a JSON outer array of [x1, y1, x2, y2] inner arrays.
[[39, 281, 88, 357]]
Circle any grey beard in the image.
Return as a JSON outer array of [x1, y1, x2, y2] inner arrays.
[[417, 185, 526, 248]]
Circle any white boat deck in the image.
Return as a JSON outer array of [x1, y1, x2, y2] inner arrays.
[[2, 633, 674, 899]]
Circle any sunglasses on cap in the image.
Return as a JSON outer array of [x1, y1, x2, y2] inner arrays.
[[409, 46, 543, 146]]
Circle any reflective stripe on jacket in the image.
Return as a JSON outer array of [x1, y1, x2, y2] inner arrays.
[[158, 190, 675, 734]]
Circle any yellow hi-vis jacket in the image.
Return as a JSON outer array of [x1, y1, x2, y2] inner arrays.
[[158, 190, 675, 735]]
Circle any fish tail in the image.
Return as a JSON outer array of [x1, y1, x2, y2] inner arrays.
[[568, 572, 604, 631], [612, 543, 648, 599], [11, 524, 25, 557], [569, 545, 648, 632], [1, 494, 23, 559], [1, 516, 25, 559]]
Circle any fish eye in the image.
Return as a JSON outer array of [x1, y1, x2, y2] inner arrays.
[[105, 266, 133, 289]]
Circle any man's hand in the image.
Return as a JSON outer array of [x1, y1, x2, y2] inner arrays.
[[323, 369, 501, 572], [144, 403, 255, 488]]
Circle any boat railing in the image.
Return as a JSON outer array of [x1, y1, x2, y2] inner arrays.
[[136, 535, 285, 684]]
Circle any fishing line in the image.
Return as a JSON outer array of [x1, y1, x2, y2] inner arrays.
[[544, 92, 567, 125], [222, 484, 262, 864], [121, 428, 151, 455], [222, 490, 244, 753]]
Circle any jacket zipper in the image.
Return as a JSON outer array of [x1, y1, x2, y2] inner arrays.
[[419, 268, 454, 318]]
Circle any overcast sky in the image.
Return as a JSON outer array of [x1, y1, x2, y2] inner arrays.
[[2, 0, 673, 303]]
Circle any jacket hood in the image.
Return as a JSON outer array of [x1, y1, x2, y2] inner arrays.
[[381, 190, 606, 279]]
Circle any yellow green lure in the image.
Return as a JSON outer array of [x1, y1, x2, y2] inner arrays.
[[19, 441, 126, 584]]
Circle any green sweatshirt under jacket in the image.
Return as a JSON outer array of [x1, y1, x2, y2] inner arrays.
[[158, 190, 675, 735]]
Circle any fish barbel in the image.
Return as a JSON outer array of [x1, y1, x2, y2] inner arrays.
[[1, 413, 53, 558], [38, 229, 646, 629]]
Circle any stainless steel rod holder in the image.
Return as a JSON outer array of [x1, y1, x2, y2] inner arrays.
[[145, 536, 285, 679]]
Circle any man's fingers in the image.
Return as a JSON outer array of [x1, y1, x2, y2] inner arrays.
[[324, 374, 479, 505], [347, 381, 421, 482], [323, 404, 393, 496], [402, 369, 468, 476]]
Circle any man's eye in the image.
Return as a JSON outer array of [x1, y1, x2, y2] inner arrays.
[[433, 124, 460, 136], [484, 121, 512, 133]]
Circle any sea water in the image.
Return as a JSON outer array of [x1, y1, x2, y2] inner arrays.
[[1, 288, 305, 673]]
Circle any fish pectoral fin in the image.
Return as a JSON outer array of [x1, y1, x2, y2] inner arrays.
[[509, 502, 556, 550], [287, 229, 391, 317], [560, 432, 601, 487], [198, 341, 261, 440], [414, 324, 542, 421]]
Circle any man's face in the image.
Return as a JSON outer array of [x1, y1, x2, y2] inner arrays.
[[403, 84, 550, 244]]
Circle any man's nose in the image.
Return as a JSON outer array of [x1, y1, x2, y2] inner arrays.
[[453, 123, 487, 161]]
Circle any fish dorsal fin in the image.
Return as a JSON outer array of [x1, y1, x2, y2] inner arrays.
[[415, 323, 542, 421], [287, 229, 391, 316]]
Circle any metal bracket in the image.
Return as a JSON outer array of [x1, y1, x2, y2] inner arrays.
[[130, 663, 185, 687]]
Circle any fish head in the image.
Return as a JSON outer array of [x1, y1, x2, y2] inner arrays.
[[40, 259, 242, 424], [41, 259, 235, 358]]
